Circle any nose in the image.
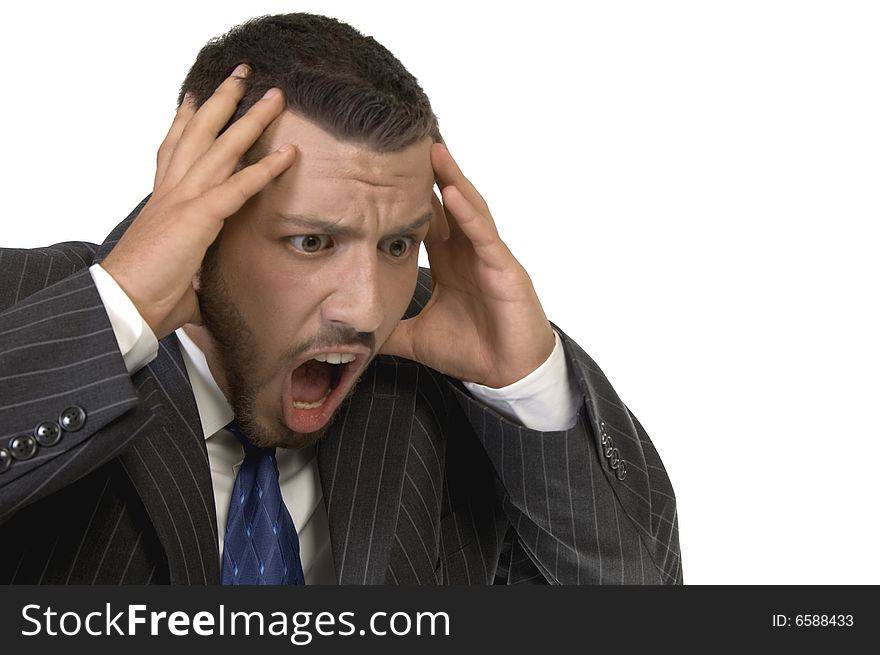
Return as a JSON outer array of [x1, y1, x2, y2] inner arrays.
[[321, 248, 384, 335]]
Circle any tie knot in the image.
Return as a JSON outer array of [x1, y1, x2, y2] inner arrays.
[[226, 421, 275, 459]]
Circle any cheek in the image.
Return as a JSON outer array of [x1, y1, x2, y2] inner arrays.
[[229, 258, 313, 341]]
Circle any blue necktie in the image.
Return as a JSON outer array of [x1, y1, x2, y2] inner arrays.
[[220, 422, 305, 585]]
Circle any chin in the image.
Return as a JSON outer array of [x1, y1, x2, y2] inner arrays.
[[272, 423, 330, 450]]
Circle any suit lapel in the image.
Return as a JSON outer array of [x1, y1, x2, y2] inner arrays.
[[317, 355, 419, 584], [115, 334, 220, 584]]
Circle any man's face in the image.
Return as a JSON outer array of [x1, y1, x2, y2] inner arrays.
[[198, 111, 435, 448]]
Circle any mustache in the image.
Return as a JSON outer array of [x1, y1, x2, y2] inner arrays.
[[283, 324, 376, 363]]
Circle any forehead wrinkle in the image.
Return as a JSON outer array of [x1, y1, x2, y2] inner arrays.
[[345, 176, 401, 189], [309, 150, 423, 182], [275, 208, 433, 238], [319, 166, 422, 189]]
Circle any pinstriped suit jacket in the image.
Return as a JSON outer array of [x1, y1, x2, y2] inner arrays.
[[0, 198, 682, 585]]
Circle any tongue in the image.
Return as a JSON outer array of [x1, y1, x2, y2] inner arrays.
[[290, 360, 333, 402]]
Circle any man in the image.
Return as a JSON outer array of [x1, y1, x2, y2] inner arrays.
[[0, 13, 680, 584]]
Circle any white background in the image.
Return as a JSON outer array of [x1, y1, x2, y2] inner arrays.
[[1, 1, 878, 584]]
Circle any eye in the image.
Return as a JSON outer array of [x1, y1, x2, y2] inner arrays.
[[290, 235, 332, 254], [383, 237, 416, 258]]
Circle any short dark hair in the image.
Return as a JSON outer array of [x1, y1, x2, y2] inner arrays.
[[178, 13, 442, 159]]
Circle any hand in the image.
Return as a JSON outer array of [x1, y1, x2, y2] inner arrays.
[[380, 142, 556, 388], [101, 65, 297, 340]]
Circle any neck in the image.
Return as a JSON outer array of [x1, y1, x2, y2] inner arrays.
[[182, 323, 231, 399]]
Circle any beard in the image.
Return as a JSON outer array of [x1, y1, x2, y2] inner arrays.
[[197, 241, 374, 450]]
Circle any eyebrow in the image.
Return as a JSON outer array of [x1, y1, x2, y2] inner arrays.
[[275, 210, 434, 239]]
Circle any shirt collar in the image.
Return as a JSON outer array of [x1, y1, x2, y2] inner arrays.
[[175, 327, 234, 440]]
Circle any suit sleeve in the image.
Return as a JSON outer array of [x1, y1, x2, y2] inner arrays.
[[0, 245, 152, 526], [448, 322, 683, 585]]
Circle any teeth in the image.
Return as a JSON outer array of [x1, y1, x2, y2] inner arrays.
[[312, 353, 356, 364], [292, 386, 332, 410]]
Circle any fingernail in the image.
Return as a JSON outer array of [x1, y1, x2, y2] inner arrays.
[[278, 143, 293, 153], [262, 87, 280, 100], [232, 64, 250, 77]]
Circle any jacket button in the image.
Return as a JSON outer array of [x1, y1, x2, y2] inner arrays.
[[0, 448, 11, 473], [9, 435, 38, 460], [603, 435, 614, 458], [616, 460, 628, 481], [609, 448, 620, 469], [35, 421, 63, 447], [59, 406, 87, 431]]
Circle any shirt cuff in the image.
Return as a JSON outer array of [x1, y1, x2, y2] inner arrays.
[[462, 329, 581, 431], [89, 263, 159, 374]]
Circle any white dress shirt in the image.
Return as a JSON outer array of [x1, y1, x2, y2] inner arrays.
[[89, 263, 581, 584]]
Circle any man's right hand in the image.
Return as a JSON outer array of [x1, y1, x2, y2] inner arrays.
[[101, 64, 297, 340]]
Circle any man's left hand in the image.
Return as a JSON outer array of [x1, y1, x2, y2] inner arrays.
[[379, 142, 556, 389]]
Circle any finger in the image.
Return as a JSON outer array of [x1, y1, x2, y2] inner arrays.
[[431, 142, 495, 228], [195, 143, 297, 219], [154, 92, 197, 190], [378, 318, 415, 359], [439, 184, 510, 270], [184, 286, 202, 327], [423, 189, 450, 247], [177, 286, 203, 330], [182, 87, 287, 186], [159, 64, 251, 191]]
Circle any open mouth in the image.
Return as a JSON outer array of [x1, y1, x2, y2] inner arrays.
[[281, 351, 366, 435]]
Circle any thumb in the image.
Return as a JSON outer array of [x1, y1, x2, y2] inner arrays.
[[379, 318, 416, 359]]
